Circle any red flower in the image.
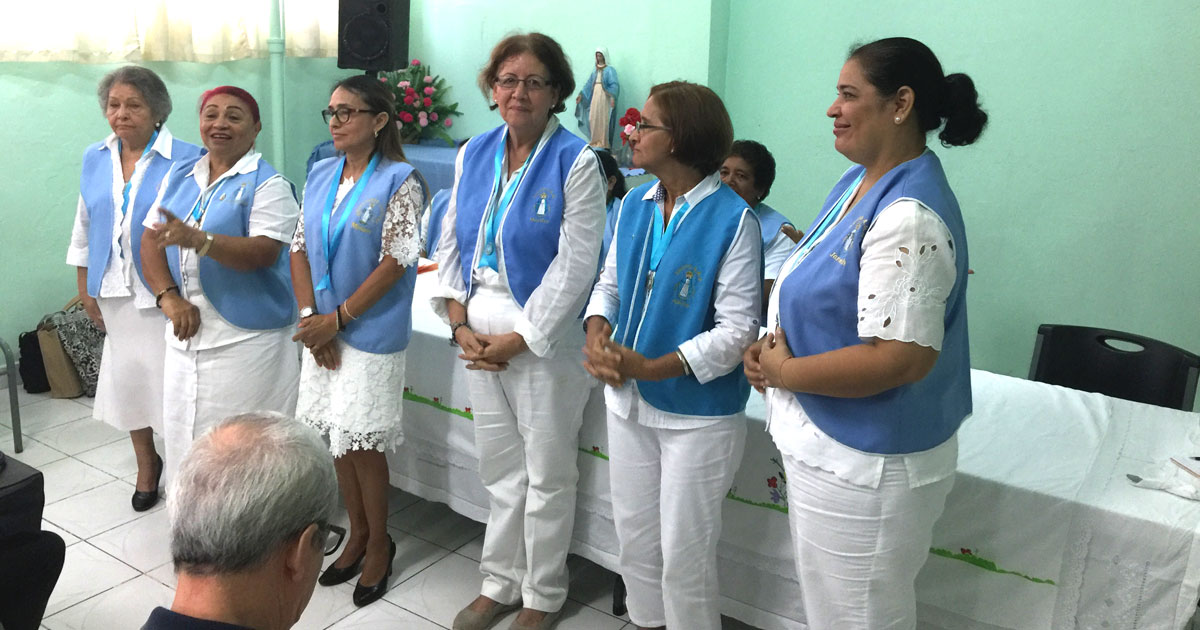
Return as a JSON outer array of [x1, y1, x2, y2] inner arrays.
[[767, 477, 778, 488], [400, 112, 414, 123], [403, 94, 416, 106], [406, 87, 417, 96], [619, 108, 642, 145], [423, 97, 433, 108], [592, 446, 600, 452], [960, 548, 973, 556]]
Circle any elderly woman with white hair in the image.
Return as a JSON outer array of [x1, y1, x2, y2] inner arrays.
[[66, 65, 202, 512]]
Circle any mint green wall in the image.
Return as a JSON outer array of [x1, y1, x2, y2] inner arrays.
[[8, 1, 1193, 394], [723, 1, 1200, 383], [0, 0, 724, 349]]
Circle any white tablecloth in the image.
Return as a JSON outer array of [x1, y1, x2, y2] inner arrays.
[[389, 270, 1200, 629]]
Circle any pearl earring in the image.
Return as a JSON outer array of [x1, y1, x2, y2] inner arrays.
[[894, 116, 902, 124]]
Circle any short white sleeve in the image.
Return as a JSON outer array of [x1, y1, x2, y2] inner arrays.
[[856, 199, 958, 351]]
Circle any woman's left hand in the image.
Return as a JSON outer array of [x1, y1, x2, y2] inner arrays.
[[292, 313, 338, 349], [468, 332, 528, 365], [152, 209, 205, 250], [759, 327, 794, 389]]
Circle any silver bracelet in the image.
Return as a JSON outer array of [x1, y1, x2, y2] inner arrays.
[[676, 349, 692, 376]]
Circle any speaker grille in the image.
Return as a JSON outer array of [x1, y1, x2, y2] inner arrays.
[[341, 11, 389, 61]]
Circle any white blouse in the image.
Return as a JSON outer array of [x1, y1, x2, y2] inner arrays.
[[66, 128, 180, 309], [143, 150, 300, 351], [765, 191, 961, 490]]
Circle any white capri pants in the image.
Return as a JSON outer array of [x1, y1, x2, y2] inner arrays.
[[783, 453, 954, 630], [465, 282, 589, 612], [608, 406, 746, 630]]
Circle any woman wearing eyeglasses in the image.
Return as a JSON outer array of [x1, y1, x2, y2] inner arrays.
[[290, 75, 425, 608], [583, 81, 762, 630], [432, 32, 605, 630], [140, 85, 301, 498]]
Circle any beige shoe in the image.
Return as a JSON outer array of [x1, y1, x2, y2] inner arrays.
[[452, 600, 520, 630], [507, 608, 563, 630]]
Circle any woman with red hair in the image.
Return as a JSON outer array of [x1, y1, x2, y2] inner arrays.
[[140, 86, 302, 486]]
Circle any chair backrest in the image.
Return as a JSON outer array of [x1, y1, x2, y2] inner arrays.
[[1029, 324, 1200, 412]]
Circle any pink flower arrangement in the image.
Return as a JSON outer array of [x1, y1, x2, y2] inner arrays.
[[381, 58, 463, 144]]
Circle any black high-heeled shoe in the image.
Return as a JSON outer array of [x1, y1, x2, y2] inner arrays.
[[352, 536, 396, 607], [131, 454, 163, 512], [318, 548, 366, 587]]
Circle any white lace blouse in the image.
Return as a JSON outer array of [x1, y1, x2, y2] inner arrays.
[[291, 172, 423, 268], [765, 196, 961, 490]]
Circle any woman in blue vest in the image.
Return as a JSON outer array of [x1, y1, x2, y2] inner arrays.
[[583, 81, 763, 630], [432, 33, 606, 630], [66, 66, 201, 512], [720, 140, 801, 305], [745, 38, 987, 629], [290, 75, 424, 608], [139, 86, 302, 491]]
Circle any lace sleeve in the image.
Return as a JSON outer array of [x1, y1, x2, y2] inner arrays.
[[290, 210, 307, 253], [380, 173, 423, 267], [856, 199, 958, 351]]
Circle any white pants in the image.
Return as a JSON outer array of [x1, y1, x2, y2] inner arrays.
[[162, 330, 299, 489], [608, 408, 747, 630], [465, 285, 589, 612], [783, 453, 954, 630]]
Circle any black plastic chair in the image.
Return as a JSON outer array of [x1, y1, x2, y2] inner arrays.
[[1029, 324, 1200, 412]]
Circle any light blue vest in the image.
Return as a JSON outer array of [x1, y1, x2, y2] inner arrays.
[[79, 136, 202, 296], [424, 188, 450, 259], [159, 156, 296, 330], [304, 156, 419, 354], [754, 202, 792, 250], [778, 151, 971, 454], [454, 123, 590, 306], [613, 181, 759, 416]]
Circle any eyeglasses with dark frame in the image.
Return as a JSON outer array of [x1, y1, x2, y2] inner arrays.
[[321, 107, 378, 125], [318, 523, 346, 556], [633, 120, 671, 134], [494, 75, 553, 92]]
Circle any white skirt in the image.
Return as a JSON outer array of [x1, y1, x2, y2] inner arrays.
[[94, 295, 165, 432], [161, 329, 300, 487], [296, 338, 406, 457]]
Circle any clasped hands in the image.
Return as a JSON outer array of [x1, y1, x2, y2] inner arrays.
[[744, 327, 795, 393], [581, 317, 649, 388], [293, 314, 341, 371], [454, 326, 527, 372]]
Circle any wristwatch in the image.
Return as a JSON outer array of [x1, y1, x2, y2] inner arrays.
[[299, 306, 317, 319]]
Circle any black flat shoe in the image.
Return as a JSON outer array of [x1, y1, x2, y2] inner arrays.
[[318, 549, 366, 587], [352, 536, 396, 607], [131, 454, 163, 512]]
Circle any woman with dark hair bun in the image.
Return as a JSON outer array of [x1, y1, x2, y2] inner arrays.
[[291, 74, 426, 607], [744, 37, 986, 628]]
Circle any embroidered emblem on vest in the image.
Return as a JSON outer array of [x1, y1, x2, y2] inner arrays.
[[530, 188, 555, 223], [353, 198, 382, 233], [234, 183, 247, 204], [831, 217, 868, 266], [672, 265, 700, 307]]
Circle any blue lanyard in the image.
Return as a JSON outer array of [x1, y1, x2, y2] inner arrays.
[[189, 177, 230, 223], [649, 198, 693, 272], [478, 135, 535, 267], [317, 152, 381, 291], [779, 172, 864, 278], [118, 130, 158, 217]]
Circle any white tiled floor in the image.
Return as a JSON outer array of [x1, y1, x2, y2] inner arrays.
[[4, 387, 760, 629]]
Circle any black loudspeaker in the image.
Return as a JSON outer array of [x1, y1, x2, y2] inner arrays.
[[337, 0, 411, 72]]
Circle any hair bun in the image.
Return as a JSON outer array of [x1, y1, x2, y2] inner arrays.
[[938, 73, 988, 146]]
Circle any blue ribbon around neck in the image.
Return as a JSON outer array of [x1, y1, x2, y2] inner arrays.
[[316, 152, 381, 291]]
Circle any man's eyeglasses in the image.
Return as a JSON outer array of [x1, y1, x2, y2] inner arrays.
[[318, 523, 346, 556], [321, 107, 377, 125], [494, 75, 553, 92]]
